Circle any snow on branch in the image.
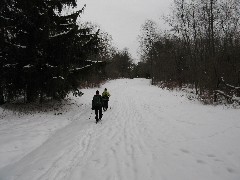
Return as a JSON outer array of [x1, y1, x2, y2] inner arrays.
[[220, 77, 240, 90], [46, 63, 57, 68], [60, 23, 75, 26], [75, 65, 91, 70], [5, 40, 27, 48], [214, 90, 232, 99], [0, 15, 12, 21], [52, 76, 64, 80], [232, 95, 240, 102], [3, 63, 18, 68], [70, 65, 91, 72], [23, 64, 34, 69], [85, 60, 103, 63], [69, 60, 104, 73], [214, 77, 240, 103], [49, 29, 73, 38], [214, 90, 240, 104]]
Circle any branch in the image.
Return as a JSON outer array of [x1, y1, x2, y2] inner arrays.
[[214, 90, 240, 103], [220, 77, 240, 91]]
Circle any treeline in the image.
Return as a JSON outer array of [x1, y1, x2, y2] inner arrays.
[[105, 48, 134, 79], [137, 0, 240, 103], [0, 0, 107, 104]]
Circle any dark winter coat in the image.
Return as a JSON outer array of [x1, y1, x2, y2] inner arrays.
[[92, 95, 103, 109]]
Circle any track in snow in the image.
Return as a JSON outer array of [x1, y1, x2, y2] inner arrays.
[[0, 79, 240, 180]]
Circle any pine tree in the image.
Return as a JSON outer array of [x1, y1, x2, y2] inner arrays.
[[0, 0, 22, 103], [1, 0, 102, 103]]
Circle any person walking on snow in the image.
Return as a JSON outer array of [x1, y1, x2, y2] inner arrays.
[[102, 88, 111, 111], [92, 90, 103, 123]]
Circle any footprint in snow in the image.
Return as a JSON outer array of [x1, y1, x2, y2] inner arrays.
[[180, 149, 190, 154], [207, 154, 216, 158], [227, 167, 236, 174], [196, 159, 206, 164]]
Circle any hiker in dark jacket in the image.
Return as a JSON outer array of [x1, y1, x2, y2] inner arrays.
[[92, 90, 103, 123]]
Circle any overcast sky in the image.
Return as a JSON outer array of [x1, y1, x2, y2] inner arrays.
[[77, 0, 174, 61]]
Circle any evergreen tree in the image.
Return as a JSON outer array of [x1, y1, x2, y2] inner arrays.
[[1, 0, 101, 103]]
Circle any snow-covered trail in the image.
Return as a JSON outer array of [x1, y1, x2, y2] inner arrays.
[[0, 79, 240, 180]]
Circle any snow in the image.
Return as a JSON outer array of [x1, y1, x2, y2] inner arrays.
[[7, 42, 26, 49], [71, 60, 104, 72], [226, 84, 240, 90], [70, 61, 104, 72], [23, 64, 33, 68], [0, 78, 240, 180], [52, 76, 64, 80], [0, 16, 11, 21], [85, 60, 103, 63], [49, 29, 72, 38], [70, 65, 91, 72], [76, 64, 91, 70], [3, 63, 18, 68], [45, 63, 56, 68], [233, 95, 240, 102]]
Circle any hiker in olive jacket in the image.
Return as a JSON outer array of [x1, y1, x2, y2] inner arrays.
[[92, 90, 103, 123], [102, 88, 111, 111]]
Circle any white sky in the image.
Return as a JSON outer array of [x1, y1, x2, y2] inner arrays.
[[77, 0, 174, 61]]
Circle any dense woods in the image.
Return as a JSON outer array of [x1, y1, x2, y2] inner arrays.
[[0, 0, 106, 104], [1, 0, 239, 105], [105, 48, 133, 79], [137, 0, 240, 104], [0, 0, 135, 104]]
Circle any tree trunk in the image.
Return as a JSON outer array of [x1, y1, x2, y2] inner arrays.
[[0, 85, 4, 105], [210, 0, 215, 56], [26, 85, 37, 103]]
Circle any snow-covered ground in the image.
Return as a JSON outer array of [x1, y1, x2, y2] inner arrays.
[[0, 78, 240, 180]]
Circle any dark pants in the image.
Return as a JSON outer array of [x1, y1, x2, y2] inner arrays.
[[95, 107, 102, 121], [103, 99, 109, 110]]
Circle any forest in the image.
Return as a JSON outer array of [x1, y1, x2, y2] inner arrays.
[[1, 0, 240, 105], [136, 0, 240, 104], [0, 0, 133, 104]]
